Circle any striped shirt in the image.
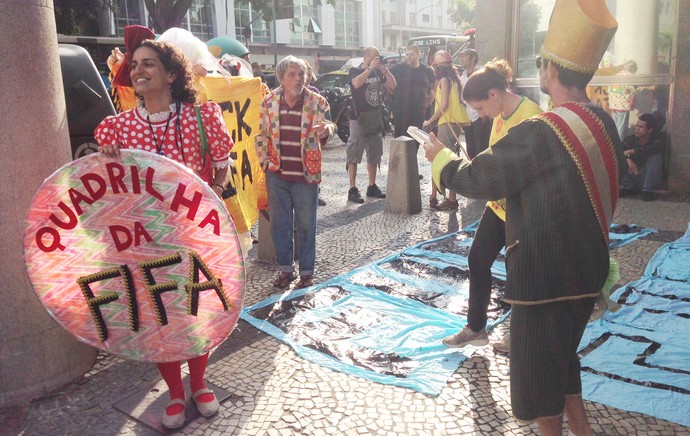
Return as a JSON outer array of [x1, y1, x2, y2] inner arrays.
[[278, 93, 306, 182]]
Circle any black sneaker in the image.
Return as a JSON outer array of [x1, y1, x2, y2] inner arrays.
[[366, 184, 386, 199], [619, 188, 634, 197], [348, 187, 364, 203], [318, 197, 327, 206], [642, 191, 655, 201]]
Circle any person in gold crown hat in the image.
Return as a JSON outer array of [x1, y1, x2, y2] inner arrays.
[[423, 0, 626, 434]]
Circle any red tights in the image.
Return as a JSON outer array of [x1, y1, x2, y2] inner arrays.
[[157, 352, 213, 415]]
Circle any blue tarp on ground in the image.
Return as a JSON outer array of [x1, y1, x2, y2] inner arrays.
[[580, 223, 690, 427], [609, 223, 657, 249], [241, 221, 655, 397], [241, 223, 509, 396]]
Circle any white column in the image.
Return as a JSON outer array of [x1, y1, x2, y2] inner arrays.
[[614, 0, 658, 73]]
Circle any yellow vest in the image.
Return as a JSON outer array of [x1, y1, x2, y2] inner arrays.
[[435, 81, 470, 126], [487, 96, 543, 221]]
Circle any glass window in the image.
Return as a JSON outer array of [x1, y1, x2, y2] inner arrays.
[[334, 0, 360, 47], [186, 0, 213, 40], [515, 0, 675, 135], [234, 2, 251, 41], [114, 0, 143, 36], [290, 3, 318, 45]]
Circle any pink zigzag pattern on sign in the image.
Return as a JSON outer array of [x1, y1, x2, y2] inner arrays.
[[24, 150, 244, 362]]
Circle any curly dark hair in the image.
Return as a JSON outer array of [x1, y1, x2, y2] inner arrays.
[[135, 40, 198, 104]]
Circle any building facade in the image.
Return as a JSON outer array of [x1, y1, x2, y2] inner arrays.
[[84, 0, 690, 195], [99, 0, 462, 73]]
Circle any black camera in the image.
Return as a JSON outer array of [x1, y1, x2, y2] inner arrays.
[[378, 55, 385, 63]]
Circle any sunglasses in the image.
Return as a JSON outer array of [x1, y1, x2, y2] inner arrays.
[[536, 56, 543, 69]]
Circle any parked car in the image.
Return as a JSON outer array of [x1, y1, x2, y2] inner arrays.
[[314, 70, 350, 94], [340, 57, 364, 71], [59, 44, 117, 160]]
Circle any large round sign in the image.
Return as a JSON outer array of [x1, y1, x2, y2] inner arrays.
[[24, 150, 244, 362]]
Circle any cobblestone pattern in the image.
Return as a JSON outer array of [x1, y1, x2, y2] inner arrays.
[[2, 136, 690, 435]]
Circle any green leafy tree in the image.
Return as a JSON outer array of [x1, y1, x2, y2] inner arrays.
[[658, 31, 672, 66], [144, 0, 193, 33], [448, 0, 475, 31], [54, 0, 115, 35]]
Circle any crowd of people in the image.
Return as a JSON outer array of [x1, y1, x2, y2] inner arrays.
[[93, 0, 662, 431]]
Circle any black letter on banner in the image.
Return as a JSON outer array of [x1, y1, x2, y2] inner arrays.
[[185, 251, 229, 316], [77, 265, 137, 342], [234, 99, 252, 141], [139, 253, 182, 325], [240, 148, 253, 189], [218, 101, 232, 113]]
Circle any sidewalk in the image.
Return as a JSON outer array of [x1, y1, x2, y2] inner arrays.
[[2, 136, 689, 435]]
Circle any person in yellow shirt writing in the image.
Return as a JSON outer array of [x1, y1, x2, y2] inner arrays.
[[441, 59, 543, 352]]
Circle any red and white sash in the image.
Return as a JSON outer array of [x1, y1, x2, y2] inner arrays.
[[539, 102, 619, 242]]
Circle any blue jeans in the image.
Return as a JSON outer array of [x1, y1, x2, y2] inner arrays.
[[610, 110, 630, 141], [266, 171, 319, 276], [621, 152, 664, 192]]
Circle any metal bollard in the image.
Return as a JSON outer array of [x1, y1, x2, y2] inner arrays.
[[257, 213, 299, 263]]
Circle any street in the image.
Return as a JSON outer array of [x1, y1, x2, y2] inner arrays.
[[2, 135, 690, 435]]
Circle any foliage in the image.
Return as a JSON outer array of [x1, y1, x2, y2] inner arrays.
[[144, 0, 193, 33], [54, 0, 115, 35], [518, 1, 542, 56], [448, 0, 475, 30], [658, 31, 672, 65]]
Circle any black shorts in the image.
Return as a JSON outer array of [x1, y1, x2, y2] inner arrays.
[[509, 297, 596, 422]]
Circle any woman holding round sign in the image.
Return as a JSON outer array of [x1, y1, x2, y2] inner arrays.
[[94, 39, 233, 429]]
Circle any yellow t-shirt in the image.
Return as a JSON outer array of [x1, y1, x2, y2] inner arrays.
[[487, 96, 543, 221], [435, 81, 470, 126]]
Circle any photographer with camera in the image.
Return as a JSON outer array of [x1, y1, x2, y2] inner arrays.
[[346, 47, 396, 203]]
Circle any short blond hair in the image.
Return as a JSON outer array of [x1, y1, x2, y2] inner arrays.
[[406, 45, 420, 56]]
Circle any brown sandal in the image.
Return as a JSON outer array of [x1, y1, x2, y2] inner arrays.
[[295, 275, 313, 289], [273, 272, 296, 289], [436, 199, 459, 211]]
